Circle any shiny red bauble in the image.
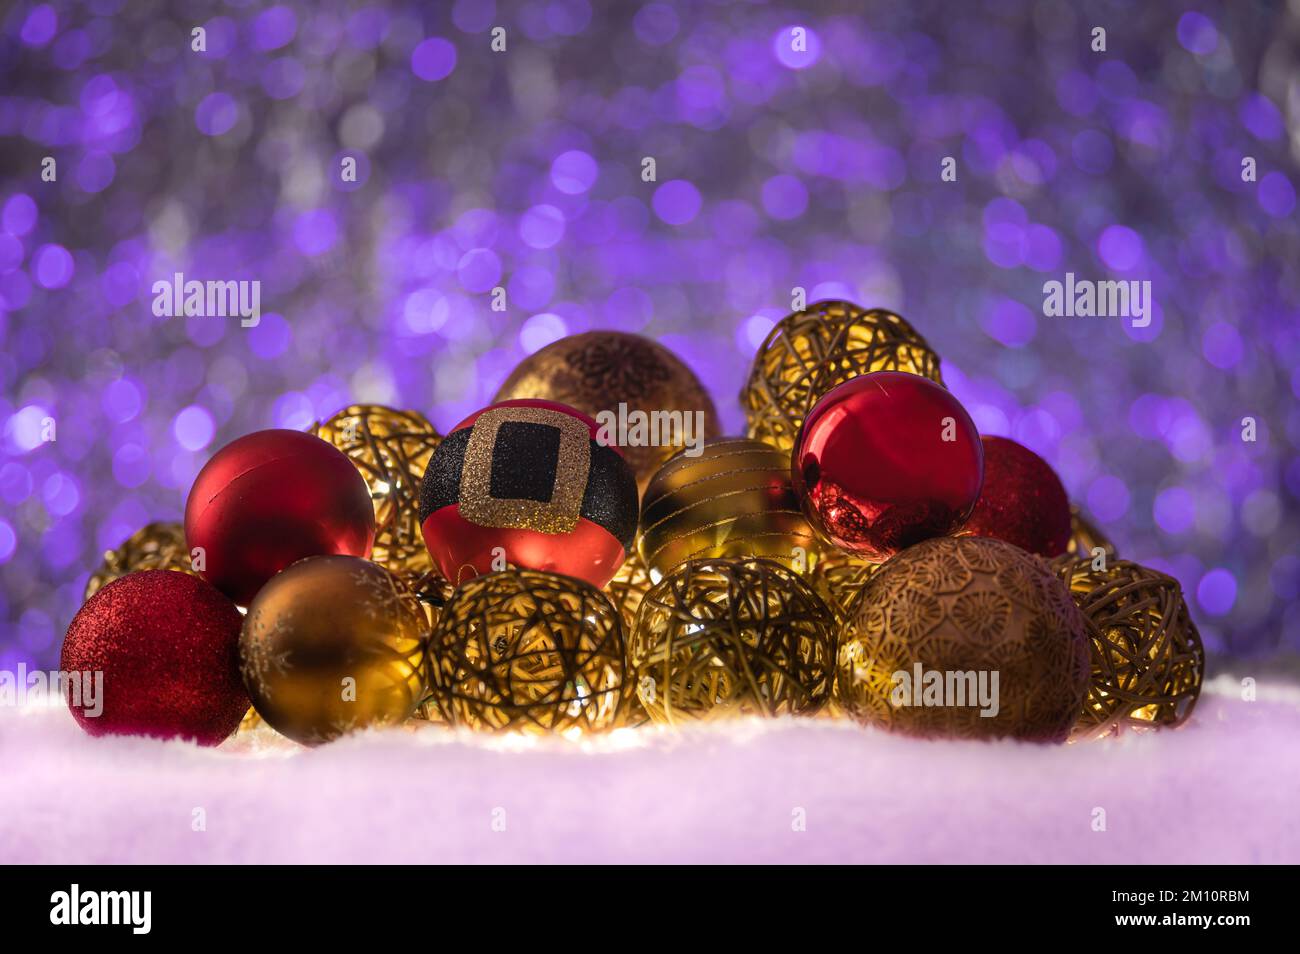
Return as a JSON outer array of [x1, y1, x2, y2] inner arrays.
[[60, 570, 248, 745], [792, 371, 984, 562], [961, 435, 1071, 557], [418, 399, 639, 588], [185, 428, 375, 605]]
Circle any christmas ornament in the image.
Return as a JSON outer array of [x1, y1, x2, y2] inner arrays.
[[792, 371, 983, 562], [628, 558, 836, 723], [84, 521, 196, 600], [742, 300, 944, 452], [838, 536, 1090, 742], [311, 405, 443, 578], [495, 330, 719, 488], [240, 555, 428, 746], [605, 543, 654, 635], [1067, 505, 1117, 561], [60, 570, 248, 745], [185, 429, 376, 605], [961, 436, 1071, 557], [810, 549, 880, 622], [425, 568, 625, 733], [418, 399, 638, 589], [639, 437, 820, 581], [1054, 558, 1204, 739]]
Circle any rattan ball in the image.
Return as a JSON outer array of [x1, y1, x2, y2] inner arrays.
[[628, 558, 837, 723], [1054, 558, 1204, 740], [85, 521, 197, 600], [425, 568, 626, 733], [741, 300, 944, 452], [1066, 505, 1118, 561], [810, 548, 880, 622]]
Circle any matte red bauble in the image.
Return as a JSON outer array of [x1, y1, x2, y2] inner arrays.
[[792, 371, 983, 562], [60, 570, 248, 745], [418, 399, 638, 588], [962, 435, 1071, 557], [185, 429, 375, 605]]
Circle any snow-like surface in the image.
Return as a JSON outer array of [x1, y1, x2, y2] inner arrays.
[[3, 676, 1297, 863]]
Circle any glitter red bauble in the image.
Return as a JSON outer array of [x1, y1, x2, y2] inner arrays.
[[418, 399, 638, 588], [60, 570, 248, 745], [185, 429, 375, 605], [961, 435, 1071, 557], [792, 371, 984, 562]]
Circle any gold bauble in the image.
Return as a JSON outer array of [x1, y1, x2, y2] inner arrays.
[[629, 558, 837, 723], [1054, 557, 1204, 740], [85, 521, 196, 600], [603, 546, 656, 727], [494, 330, 720, 489], [311, 405, 442, 577], [838, 536, 1090, 742], [1066, 504, 1118, 561], [811, 548, 880, 622], [741, 300, 944, 452], [639, 437, 820, 581], [239, 555, 429, 745], [425, 568, 626, 733]]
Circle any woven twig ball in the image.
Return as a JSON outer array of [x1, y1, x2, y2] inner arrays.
[[741, 300, 944, 452], [810, 548, 880, 622], [1054, 558, 1204, 739], [1066, 504, 1117, 561], [425, 568, 626, 733], [85, 521, 196, 600], [312, 405, 443, 578], [628, 558, 837, 723]]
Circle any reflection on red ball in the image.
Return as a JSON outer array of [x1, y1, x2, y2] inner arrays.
[[185, 429, 375, 605], [792, 372, 984, 562], [60, 570, 248, 745], [961, 435, 1071, 557], [418, 399, 639, 588]]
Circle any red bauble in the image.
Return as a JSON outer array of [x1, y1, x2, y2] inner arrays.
[[185, 428, 375, 605], [60, 570, 248, 745], [418, 399, 638, 588], [792, 371, 984, 561], [961, 435, 1071, 557]]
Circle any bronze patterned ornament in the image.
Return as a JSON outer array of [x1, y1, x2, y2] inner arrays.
[[239, 555, 429, 746], [741, 300, 944, 452], [1054, 558, 1204, 740], [628, 558, 837, 723], [85, 521, 196, 600], [425, 568, 626, 733], [494, 330, 720, 489], [639, 438, 821, 581], [838, 536, 1090, 743], [311, 405, 443, 579], [1066, 504, 1118, 562]]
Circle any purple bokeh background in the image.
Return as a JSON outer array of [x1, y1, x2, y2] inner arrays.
[[2, 0, 1298, 671]]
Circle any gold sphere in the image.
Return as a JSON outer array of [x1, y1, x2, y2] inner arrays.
[[741, 300, 944, 452], [629, 558, 837, 723], [639, 437, 820, 581], [85, 521, 196, 600], [1054, 557, 1204, 740], [425, 568, 626, 733], [240, 555, 429, 745], [838, 536, 1090, 743], [810, 548, 880, 622], [494, 330, 720, 489], [1066, 504, 1118, 562]]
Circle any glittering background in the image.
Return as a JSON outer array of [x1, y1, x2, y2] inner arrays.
[[1, 0, 1298, 674]]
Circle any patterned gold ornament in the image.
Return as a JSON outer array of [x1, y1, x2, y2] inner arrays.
[[494, 330, 720, 489], [240, 555, 429, 746], [311, 405, 442, 578], [639, 438, 820, 581], [741, 300, 944, 452], [1054, 557, 1204, 740], [1066, 504, 1117, 561], [837, 536, 1090, 742], [629, 558, 837, 723], [425, 568, 626, 733], [84, 521, 196, 600]]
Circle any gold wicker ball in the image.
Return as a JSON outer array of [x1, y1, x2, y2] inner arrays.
[[85, 521, 197, 600], [639, 437, 820, 581], [628, 558, 837, 723], [811, 548, 880, 622], [1054, 558, 1204, 740], [1066, 504, 1118, 561], [425, 568, 626, 733], [312, 405, 442, 578], [838, 536, 1090, 742], [741, 300, 944, 452]]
